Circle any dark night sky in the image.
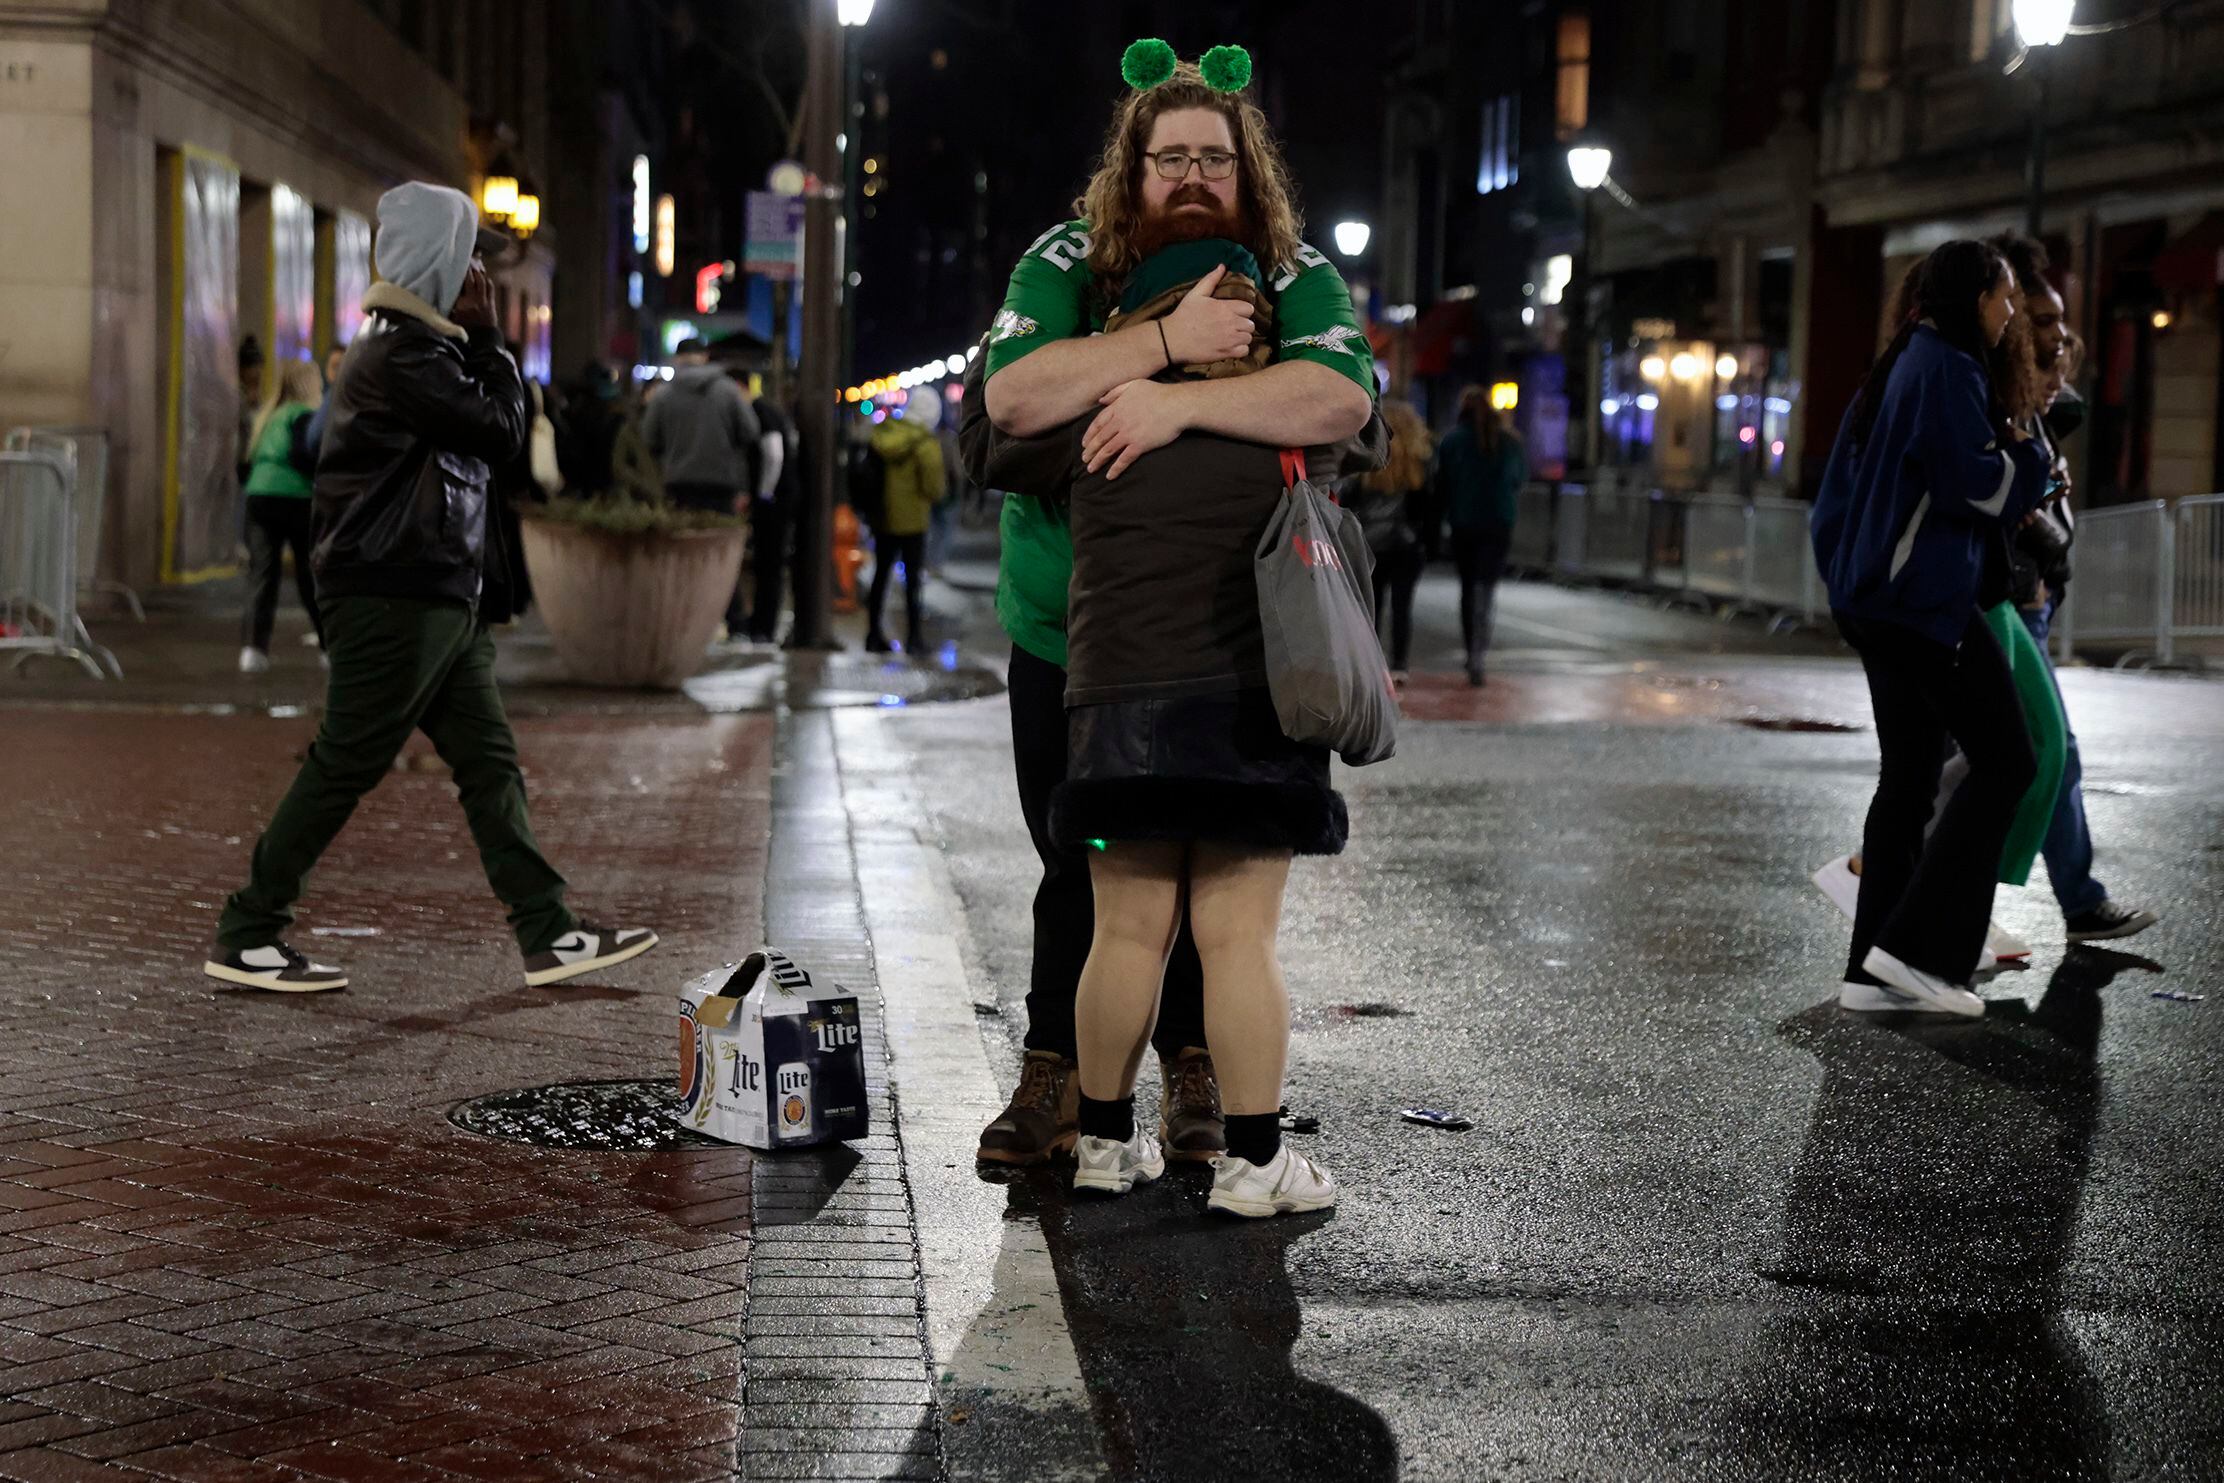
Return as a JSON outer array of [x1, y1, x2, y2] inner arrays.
[[637, 0, 1393, 374], [844, 0, 1393, 374]]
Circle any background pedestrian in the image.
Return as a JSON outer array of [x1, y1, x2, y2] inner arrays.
[[1810, 238, 2049, 1017], [237, 358, 325, 672], [1343, 397, 1431, 684], [642, 338, 760, 521], [1435, 384, 1527, 686]]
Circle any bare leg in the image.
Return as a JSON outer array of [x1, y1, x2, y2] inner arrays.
[[1187, 844, 1294, 1116], [1075, 841, 1185, 1103]]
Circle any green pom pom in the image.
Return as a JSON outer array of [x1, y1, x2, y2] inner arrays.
[[1199, 44, 1252, 93], [1121, 38, 1177, 90]]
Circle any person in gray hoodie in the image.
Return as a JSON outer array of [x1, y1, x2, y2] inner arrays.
[[205, 182, 658, 995], [643, 339, 761, 517]]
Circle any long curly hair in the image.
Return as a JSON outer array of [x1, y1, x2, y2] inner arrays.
[[1363, 399, 1432, 495], [1074, 63, 1305, 295]]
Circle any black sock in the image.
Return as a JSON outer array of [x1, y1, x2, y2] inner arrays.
[[1078, 1093, 1134, 1142], [1225, 1113, 1280, 1166]]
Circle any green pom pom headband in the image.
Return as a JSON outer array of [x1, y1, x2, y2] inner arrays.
[[1120, 38, 1253, 94]]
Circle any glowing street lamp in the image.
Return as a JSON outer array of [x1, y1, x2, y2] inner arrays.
[[837, 0, 875, 24], [1566, 146, 1612, 192], [2012, 0, 2074, 47], [1332, 220, 1372, 258], [480, 175, 519, 220]]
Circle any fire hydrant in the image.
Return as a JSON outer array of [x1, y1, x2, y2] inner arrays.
[[832, 502, 868, 613]]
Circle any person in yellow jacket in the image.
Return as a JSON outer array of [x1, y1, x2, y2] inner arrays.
[[864, 401, 948, 653]]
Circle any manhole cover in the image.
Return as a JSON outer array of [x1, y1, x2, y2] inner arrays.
[[449, 1078, 729, 1151]]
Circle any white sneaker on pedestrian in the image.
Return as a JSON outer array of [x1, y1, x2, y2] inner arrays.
[[1986, 922, 2033, 960], [1208, 1146, 1338, 1219], [523, 924, 659, 987], [1838, 979, 1966, 1014], [238, 646, 270, 675], [1072, 1129, 1164, 1196], [203, 943, 347, 992], [1811, 854, 1860, 918], [1861, 946, 1985, 1018]]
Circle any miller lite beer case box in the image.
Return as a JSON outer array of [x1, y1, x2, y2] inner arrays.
[[674, 949, 869, 1150]]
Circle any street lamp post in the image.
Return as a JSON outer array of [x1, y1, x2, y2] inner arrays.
[[2013, 0, 2075, 237], [840, 0, 872, 390], [1567, 145, 1611, 475], [793, 0, 848, 651]]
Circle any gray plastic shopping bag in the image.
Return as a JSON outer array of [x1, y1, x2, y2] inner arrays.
[[1253, 451, 1398, 765]]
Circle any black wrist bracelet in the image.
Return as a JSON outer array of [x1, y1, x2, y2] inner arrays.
[[1157, 320, 1173, 369]]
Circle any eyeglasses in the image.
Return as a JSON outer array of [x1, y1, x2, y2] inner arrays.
[[1148, 150, 1237, 182]]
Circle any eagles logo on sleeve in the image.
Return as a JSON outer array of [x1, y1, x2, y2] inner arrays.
[[1280, 323, 1372, 370], [990, 308, 1041, 344]]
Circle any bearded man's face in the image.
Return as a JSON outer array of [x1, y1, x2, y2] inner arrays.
[[1135, 106, 1249, 255]]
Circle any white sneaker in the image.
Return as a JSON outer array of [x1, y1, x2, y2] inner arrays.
[[1986, 922, 2033, 960], [1072, 1129, 1164, 1196], [1811, 855, 1860, 919], [1861, 946, 1985, 1018], [1208, 1145, 1338, 1219], [1838, 979, 1963, 1014], [238, 646, 270, 674]]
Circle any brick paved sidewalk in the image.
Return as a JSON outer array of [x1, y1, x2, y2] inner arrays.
[[0, 707, 776, 1481]]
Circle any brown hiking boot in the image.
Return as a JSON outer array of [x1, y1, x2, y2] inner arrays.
[[976, 1050, 1078, 1165], [1158, 1046, 1225, 1163]]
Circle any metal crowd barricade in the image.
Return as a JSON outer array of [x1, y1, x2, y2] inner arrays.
[[2172, 493, 2224, 650], [1552, 482, 1588, 576], [1509, 483, 1555, 570], [3, 426, 141, 621], [1680, 495, 1752, 604], [1497, 476, 2220, 662], [1583, 484, 1653, 583], [0, 450, 120, 679], [1746, 497, 1825, 626], [2056, 500, 2173, 665]]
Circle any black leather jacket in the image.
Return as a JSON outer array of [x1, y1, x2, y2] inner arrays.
[[311, 287, 528, 611]]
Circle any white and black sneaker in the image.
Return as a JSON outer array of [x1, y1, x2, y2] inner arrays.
[[203, 943, 348, 993], [523, 924, 659, 987], [2066, 899, 2159, 944]]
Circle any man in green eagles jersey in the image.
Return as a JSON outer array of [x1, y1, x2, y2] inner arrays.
[[972, 55, 1375, 1166]]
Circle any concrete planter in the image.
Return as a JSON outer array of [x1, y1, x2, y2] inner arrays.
[[519, 517, 745, 689]]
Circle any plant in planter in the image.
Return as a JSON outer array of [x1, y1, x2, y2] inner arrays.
[[519, 495, 747, 688]]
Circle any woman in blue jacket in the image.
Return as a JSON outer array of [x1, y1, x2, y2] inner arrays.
[[1810, 239, 2051, 1017]]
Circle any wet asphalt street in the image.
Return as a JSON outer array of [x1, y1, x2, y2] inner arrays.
[[875, 564, 2224, 1482]]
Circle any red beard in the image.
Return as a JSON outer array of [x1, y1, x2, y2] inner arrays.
[[1133, 184, 1252, 258]]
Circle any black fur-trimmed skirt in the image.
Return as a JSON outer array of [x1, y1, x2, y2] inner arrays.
[[1050, 687, 1347, 856]]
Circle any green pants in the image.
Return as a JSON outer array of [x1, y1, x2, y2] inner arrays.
[[217, 595, 574, 955], [1983, 601, 2068, 887]]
